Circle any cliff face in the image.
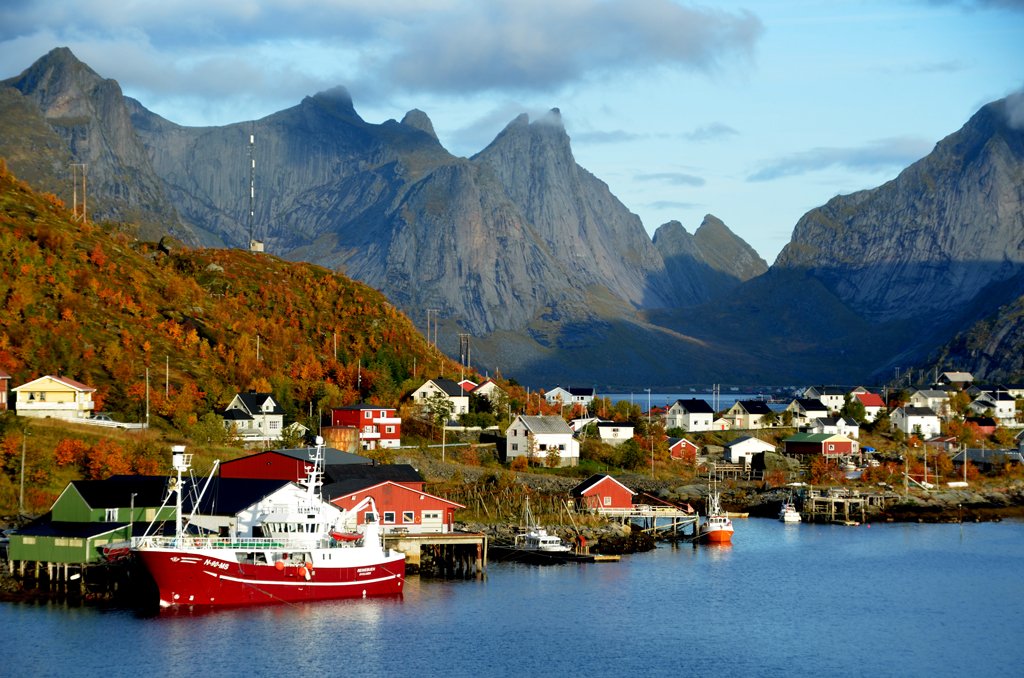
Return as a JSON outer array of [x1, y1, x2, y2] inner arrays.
[[653, 214, 768, 304], [774, 98, 1024, 324], [0, 47, 188, 241]]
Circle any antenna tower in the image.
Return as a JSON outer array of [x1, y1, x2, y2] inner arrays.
[[247, 126, 264, 253]]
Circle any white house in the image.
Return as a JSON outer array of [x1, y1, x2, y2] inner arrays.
[[469, 379, 506, 405], [810, 416, 860, 440], [221, 392, 286, 440], [664, 398, 715, 432], [411, 378, 469, 416], [909, 389, 951, 419], [725, 436, 776, 465], [801, 386, 846, 413], [969, 390, 1017, 425], [786, 398, 829, 427], [938, 371, 974, 390], [506, 415, 580, 467], [12, 375, 95, 421], [544, 386, 596, 410], [725, 400, 775, 430], [890, 406, 941, 439], [596, 420, 635, 446], [854, 392, 886, 422]]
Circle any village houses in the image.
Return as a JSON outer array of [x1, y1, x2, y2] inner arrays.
[[12, 375, 96, 421], [664, 398, 715, 432], [220, 391, 285, 441], [890, 406, 942, 439], [411, 378, 469, 417]]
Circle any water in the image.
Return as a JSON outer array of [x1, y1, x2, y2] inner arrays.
[[4, 519, 1022, 677]]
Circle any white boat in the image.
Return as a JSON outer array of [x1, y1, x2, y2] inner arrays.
[[513, 497, 570, 552], [779, 496, 802, 523]]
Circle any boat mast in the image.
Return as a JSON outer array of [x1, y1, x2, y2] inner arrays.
[[171, 445, 191, 540]]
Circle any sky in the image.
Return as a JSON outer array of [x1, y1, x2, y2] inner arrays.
[[1, 0, 1022, 263]]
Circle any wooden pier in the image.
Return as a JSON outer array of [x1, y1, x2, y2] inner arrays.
[[384, 531, 487, 578], [595, 505, 700, 539], [800, 487, 891, 525]]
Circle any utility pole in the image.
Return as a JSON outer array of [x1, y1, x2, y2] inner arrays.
[[19, 429, 29, 515], [70, 163, 88, 222]]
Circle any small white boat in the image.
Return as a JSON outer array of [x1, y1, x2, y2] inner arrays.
[[779, 498, 801, 523], [514, 497, 570, 552]]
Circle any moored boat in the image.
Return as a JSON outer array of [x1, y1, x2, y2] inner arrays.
[[779, 497, 802, 523], [132, 440, 405, 608], [698, 484, 734, 544]]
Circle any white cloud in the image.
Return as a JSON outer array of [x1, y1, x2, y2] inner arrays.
[[747, 137, 935, 182]]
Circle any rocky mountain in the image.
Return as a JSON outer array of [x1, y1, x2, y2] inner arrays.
[[0, 47, 188, 241], [653, 215, 768, 304], [3, 48, 1021, 386], [1, 48, 771, 387]]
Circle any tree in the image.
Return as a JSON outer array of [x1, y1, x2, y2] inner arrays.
[[840, 395, 866, 423], [423, 392, 455, 440]]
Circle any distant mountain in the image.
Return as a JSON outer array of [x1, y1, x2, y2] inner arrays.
[[3, 48, 1022, 386], [652, 214, 768, 304]]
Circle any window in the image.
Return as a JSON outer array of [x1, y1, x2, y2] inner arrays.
[[539, 443, 547, 451], [603, 496, 611, 506], [383, 511, 396, 524], [365, 411, 372, 419], [403, 511, 415, 524], [511, 443, 519, 451], [104, 508, 117, 522], [385, 426, 395, 434], [269, 420, 280, 430]]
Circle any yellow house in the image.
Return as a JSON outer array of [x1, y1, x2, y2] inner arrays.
[[12, 375, 96, 421]]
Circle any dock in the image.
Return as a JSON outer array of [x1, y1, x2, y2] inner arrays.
[[800, 487, 891, 524], [595, 504, 700, 540]]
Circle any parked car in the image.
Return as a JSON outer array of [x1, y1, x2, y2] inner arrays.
[[91, 413, 114, 422]]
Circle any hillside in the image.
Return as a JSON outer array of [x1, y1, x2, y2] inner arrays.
[[0, 160, 454, 422]]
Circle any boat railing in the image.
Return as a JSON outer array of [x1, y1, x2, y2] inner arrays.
[[132, 535, 357, 550]]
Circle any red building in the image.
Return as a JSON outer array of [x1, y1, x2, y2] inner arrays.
[[220, 447, 373, 481], [570, 474, 636, 511], [667, 437, 699, 462], [782, 433, 859, 459], [328, 405, 402, 450], [331, 481, 463, 534]]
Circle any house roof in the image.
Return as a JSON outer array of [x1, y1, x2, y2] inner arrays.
[[793, 398, 827, 412], [428, 378, 465, 397], [332, 403, 396, 413], [232, 392, 284, 416], [784, 433, 849, 443], [268, 447, 373, 465], [913, 389, 948, 399], [734, 400, 773, 415], [666, 437, 697, 449], [69, 475, 171, 509], [899, 406, 938, 417], [855, 392, 885, 408], [597, 420, 633, 429], [941, 371, 974, 382], [13, 374, 96, 392], [672, 398, 714, 414], [727, 436, 775, 449], [222, 409, 253, 421], [322, 463, 424, 498], [329, 480, 464, 509], [570, 474, 636, 497], [13, 514, 125, 539], [518, 415, 573, 435], [187, 477, 294, 515]]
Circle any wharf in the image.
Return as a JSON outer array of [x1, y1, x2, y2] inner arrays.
[[800, 488, 891, 525], [596, 504, 699, 539]]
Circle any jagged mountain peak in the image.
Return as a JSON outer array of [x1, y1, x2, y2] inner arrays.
[[401, 108, 438, 140], [302, 85, 362, 121], [3, 46, 114, 114]]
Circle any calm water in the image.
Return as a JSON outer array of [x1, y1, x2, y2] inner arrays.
[[4, 519, 1022, 677]]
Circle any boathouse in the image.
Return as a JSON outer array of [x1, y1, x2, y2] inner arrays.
[[782, 433, 859, 459], [667, 437, 699, 462], [330, 481, 463, 534], [570, 474, 636, 511]]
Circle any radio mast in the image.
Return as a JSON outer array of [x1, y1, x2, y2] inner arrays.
[[248, 126, 264, 253]]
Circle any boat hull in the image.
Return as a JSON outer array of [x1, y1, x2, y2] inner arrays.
[[136, 547, 405, 608], [699, 528, 733, 544]]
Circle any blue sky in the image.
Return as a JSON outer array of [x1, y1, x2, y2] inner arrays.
[[2, 0, 1022, 262]]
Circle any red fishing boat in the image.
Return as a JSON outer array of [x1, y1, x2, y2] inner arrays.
[[698, 484, 733, 545], [133, 441, 405, 608]]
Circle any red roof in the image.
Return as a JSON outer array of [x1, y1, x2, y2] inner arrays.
[[855, 392, 885, 408]]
